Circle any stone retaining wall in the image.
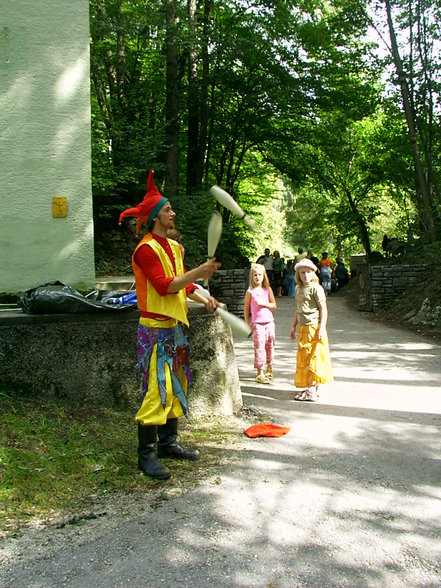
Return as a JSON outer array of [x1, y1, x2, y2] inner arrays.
[[208, 269, 248, 317], [364, 264, 428, 309]]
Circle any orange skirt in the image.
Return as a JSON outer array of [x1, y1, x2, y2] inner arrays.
[[295, 324, 333, 389]]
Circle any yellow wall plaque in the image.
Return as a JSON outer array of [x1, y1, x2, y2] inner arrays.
[[52, 196, 68, 218]]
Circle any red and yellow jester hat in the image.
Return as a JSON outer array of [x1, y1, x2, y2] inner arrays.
[[119, 169, 168, 235]]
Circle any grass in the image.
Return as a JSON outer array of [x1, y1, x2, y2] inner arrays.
[[0, 391, 247, 536]]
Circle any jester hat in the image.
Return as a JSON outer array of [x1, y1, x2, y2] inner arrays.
[[119, 170, 168, 235]]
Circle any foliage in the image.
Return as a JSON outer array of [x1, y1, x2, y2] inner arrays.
[[0, 392, 241, 533], [367, 0, 441, 241], [288, 108, 420, 257], [90, 0, 441, 271]]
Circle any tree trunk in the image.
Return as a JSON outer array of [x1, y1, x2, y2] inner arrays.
[[186, 0, 200, 194], [384, 0, 437, 242], [345, 188, 372, 256], [199, 0, 211, 187], [165, 0, 179, 201], [186, 0, 212, 195], [116, 0, 126, 108]]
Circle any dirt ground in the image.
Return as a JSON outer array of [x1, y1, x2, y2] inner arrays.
[[1, 286, 441, 588]]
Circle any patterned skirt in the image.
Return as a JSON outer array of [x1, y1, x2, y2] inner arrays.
[[135, 323, 193, 425], [294, 324, 333, 389]]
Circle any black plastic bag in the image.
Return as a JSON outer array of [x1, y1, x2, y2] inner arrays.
[[17, 281, 137, 314]]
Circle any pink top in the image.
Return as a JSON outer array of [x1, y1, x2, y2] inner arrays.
[[248, 287, 274, 324]]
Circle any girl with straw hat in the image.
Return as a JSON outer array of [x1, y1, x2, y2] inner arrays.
[[290, 258, 333, 402]]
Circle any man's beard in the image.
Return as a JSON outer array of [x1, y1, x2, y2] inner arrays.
[[158, 217, 175, 231]]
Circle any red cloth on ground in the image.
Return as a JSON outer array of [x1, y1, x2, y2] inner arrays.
[[244, 423, 290, 438]]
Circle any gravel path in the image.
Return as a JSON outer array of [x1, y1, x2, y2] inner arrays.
[[1, 288, 441, 588]]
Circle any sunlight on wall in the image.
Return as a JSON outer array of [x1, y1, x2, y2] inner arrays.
[[0, 1, 94, 294], [55, 53, 89, 103]]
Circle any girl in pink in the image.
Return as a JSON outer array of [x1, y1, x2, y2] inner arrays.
[[244, 264, 277, 384]]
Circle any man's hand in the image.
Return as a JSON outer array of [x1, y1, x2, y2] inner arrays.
[[203, 294, 219, 313], [188, 289, 220, 313], [167, 258, 221, 294], [199, 258, 221, 280]]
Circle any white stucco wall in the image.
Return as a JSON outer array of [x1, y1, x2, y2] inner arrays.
[[0, 0, 95, 295]]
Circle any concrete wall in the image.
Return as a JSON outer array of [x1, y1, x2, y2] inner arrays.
[[0, 1, 95, 296]]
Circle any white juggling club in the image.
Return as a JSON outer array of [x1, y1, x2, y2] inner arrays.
[[204, 210, 223, 287], [210, 185, 256, 229], [191, 290, 251, 338]]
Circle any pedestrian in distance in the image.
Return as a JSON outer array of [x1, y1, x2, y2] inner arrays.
[[335, 258, 349, 289], [244, 264, 277, 384], [119, 169, 221, 480], [256, 248, 274, 287], [294, 246, 307, 265], [272, 250, 284, 298], [319, 251, 333, 296], [286, 259, 296, 298], [290, 257, 333, 402], [307, 250, 320, 271]]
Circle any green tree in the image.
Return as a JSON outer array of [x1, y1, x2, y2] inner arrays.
[[368, 0, 441, 242], [90, 0, 438, 271], [90, 0, 168, 225]]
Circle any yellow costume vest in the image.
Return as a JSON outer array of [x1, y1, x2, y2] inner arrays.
[[132, 234, 189, 326]]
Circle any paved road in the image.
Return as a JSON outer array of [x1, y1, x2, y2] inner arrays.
[[1, 287, 441, 587]]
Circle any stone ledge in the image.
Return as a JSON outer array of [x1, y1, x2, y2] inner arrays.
[[0, 302, 208, 326], [0, 302, 242, 416]]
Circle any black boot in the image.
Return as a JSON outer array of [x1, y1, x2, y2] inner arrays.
[[137, 424, 171, 480], [157, 418, 200, 461]]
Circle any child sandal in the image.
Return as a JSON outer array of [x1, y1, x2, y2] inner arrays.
[[294, 390, 308, 401], [255, 373, 270, 384], [305, 387, 318, 402]]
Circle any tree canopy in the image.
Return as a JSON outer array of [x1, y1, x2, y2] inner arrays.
[[90, 0, 441, 268]]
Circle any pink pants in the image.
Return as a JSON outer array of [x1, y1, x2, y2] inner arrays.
[[252, 321, 275, 369]]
